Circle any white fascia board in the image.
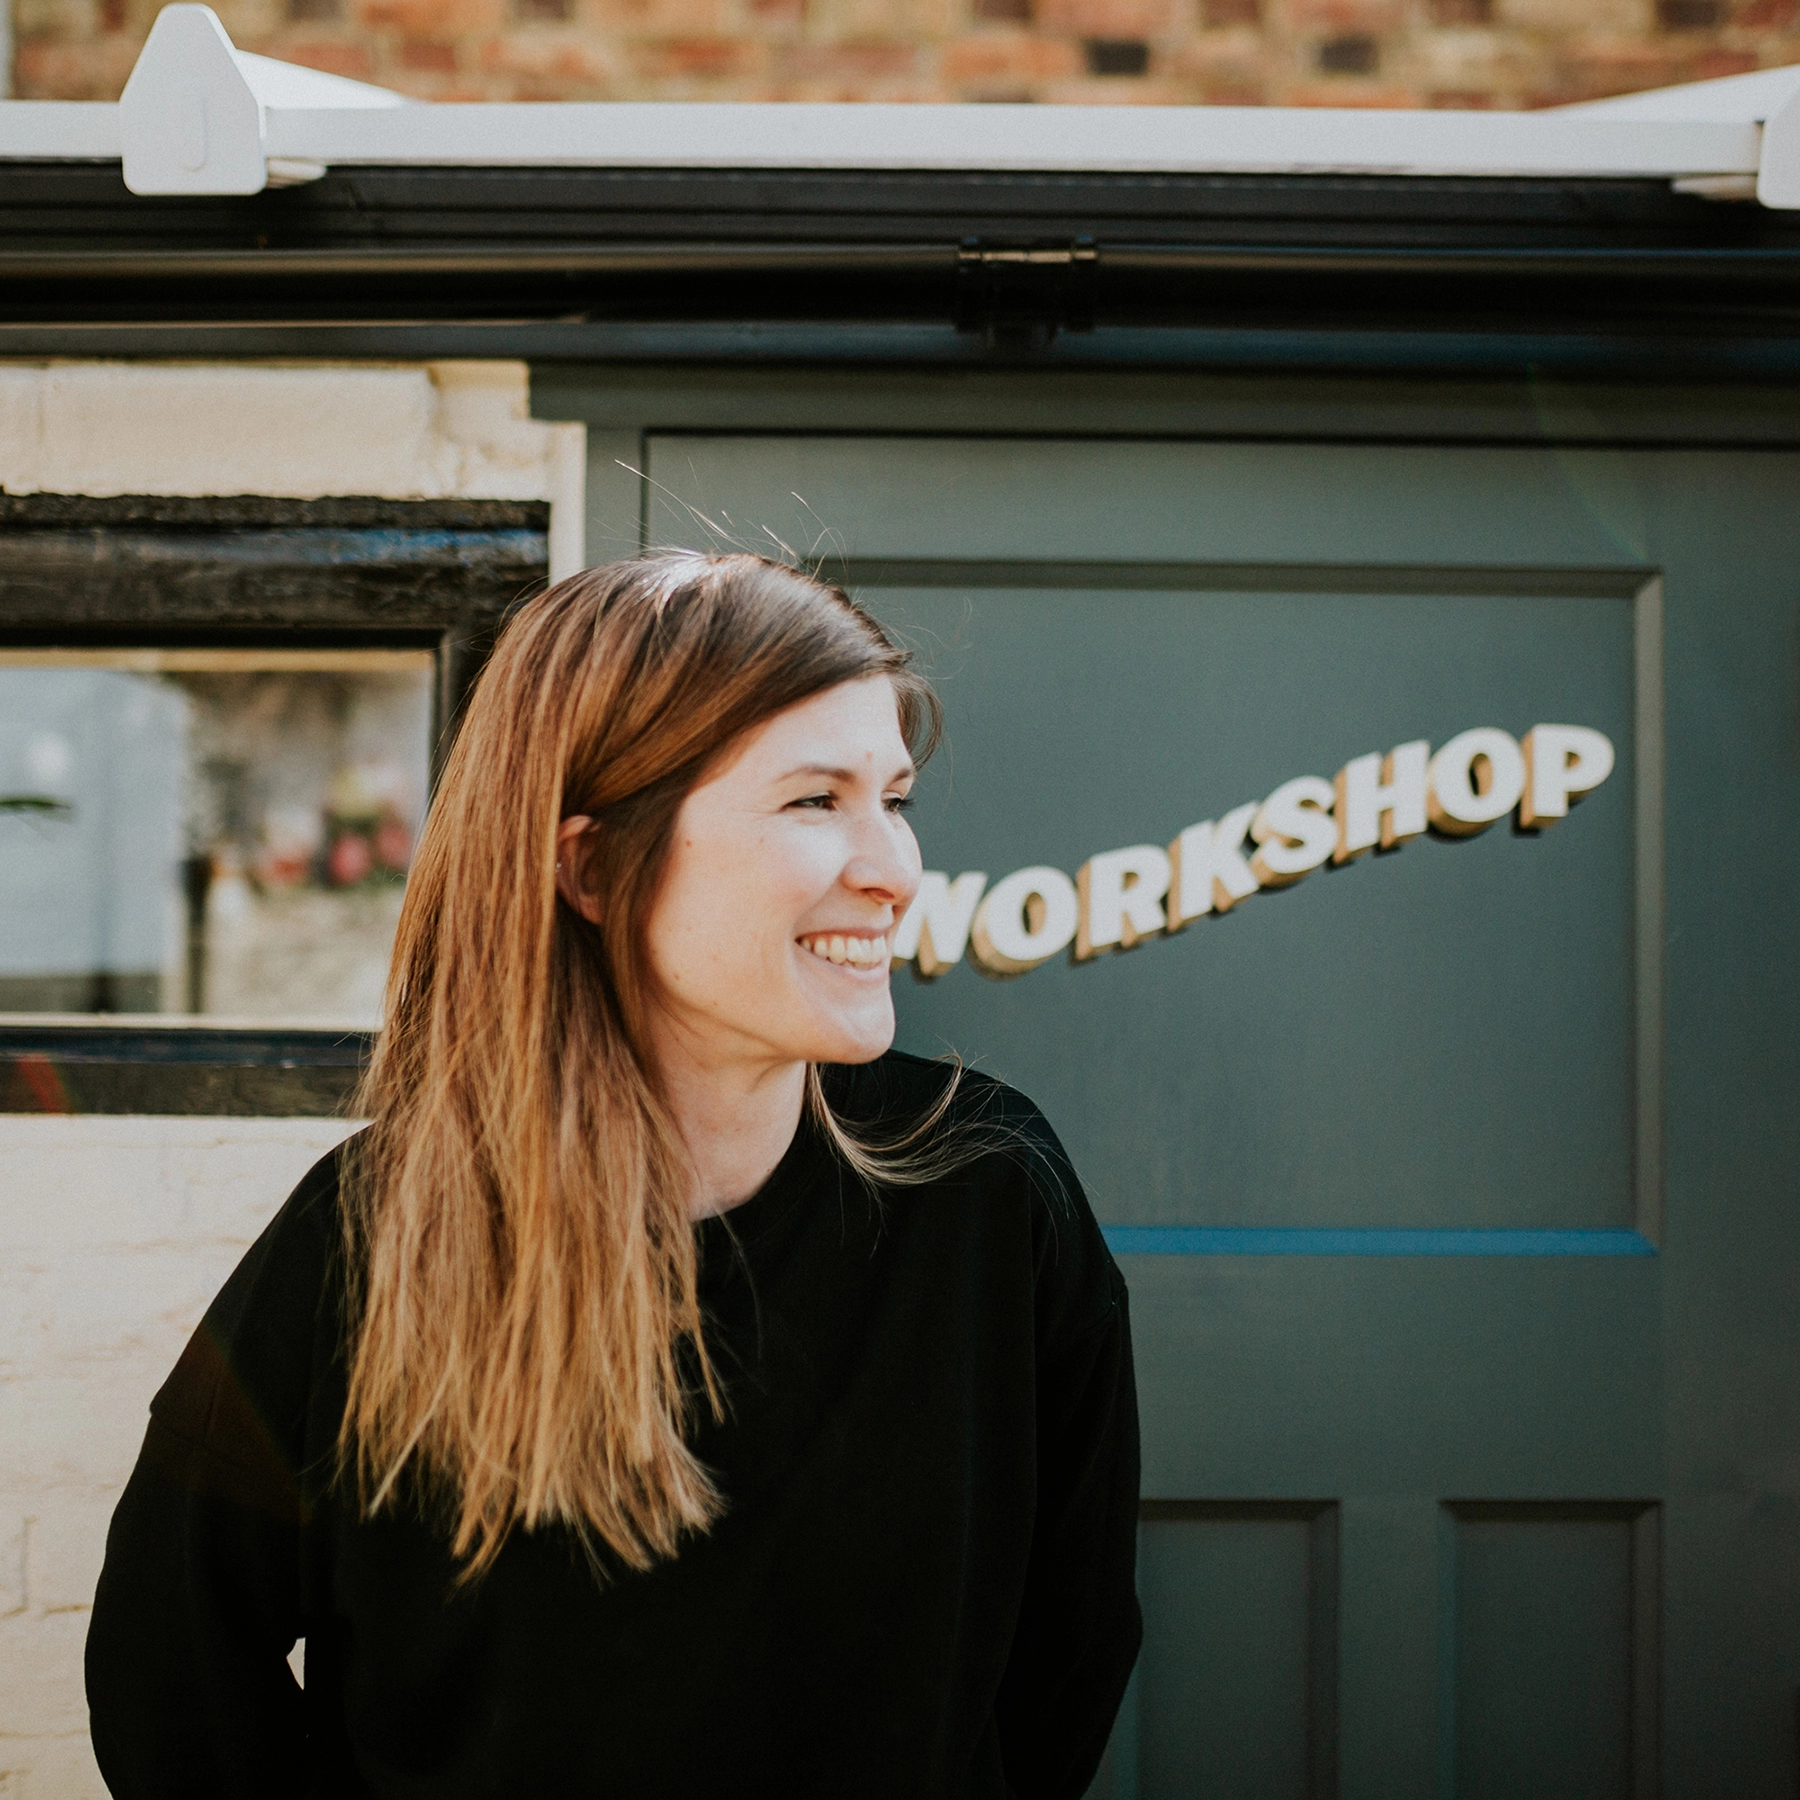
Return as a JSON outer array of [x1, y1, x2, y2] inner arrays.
[[260, 102, 1759, 179], [0, 102, 120, 160]]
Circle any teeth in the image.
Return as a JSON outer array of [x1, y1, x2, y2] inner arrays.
[[802, 933, 888, 966]]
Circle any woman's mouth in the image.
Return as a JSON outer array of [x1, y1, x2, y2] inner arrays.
[[798, 932, 889, 968]]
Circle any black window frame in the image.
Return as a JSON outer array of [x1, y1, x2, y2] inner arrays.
[[0, 493, 549, 1115]]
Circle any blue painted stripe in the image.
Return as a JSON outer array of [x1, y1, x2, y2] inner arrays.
[[1100, 1226, 1656, 1257]]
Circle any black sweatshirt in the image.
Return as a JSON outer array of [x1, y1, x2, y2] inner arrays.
[[85, 1053, 1142, 1800]]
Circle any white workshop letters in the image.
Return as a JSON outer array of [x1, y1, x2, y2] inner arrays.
[[891, 722, 1615, 981]]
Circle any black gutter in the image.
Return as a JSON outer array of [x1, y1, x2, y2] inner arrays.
[[5, 241, 1800, 283], [5, 321, 1800, 381], [2, 161, 1799, 374]]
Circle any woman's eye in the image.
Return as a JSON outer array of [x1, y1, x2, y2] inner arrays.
[[886, 793, 915, 813], [789, 792, 835, 810]]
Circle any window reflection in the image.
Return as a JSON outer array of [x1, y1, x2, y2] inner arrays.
[[0, 649, 433, 1024]]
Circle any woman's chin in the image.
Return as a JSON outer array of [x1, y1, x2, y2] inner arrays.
[[800, 995, 897, 1067]]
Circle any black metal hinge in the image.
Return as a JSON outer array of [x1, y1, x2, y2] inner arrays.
[[955, 236, 1099, 348]]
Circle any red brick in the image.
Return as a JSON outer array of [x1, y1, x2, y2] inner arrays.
[[1283, 77, 1422, 102], [1033, 0, 1178, 36], [630, 34, 769, 75], [276, 37, 381, 77], [13, 34, 140, 98], [1553, 43, 1690, 94], [589, 0, 730, 33], [354, 0, 504, 31], [477, 30, 619, 79], [12, 0, 95, 34], [398, 37, 461, 68], [773, 42, 924, 76], [941, 32, 1085, 80], [1286, 0, 1406, 31], [1690, 45, 1761, 70], [1167, 33, 1262, 70], [1041, 73, 1193, 96]]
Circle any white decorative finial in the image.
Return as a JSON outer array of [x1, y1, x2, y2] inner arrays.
[[118, 3, 406, 197]]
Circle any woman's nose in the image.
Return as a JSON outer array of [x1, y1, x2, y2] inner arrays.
[[843, 808, 920, 905]]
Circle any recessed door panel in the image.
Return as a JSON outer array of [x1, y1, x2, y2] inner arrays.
[[862, 579, 1638, 1233], [1449, 1504, 1657, 1800], [1137, 1505, 1337, 1800]]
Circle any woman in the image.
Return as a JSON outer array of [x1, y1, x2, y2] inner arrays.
[[86, 553, 1141, 1798]]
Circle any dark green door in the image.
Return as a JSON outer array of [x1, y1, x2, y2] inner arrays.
[[647, 431, 1799, 1799]]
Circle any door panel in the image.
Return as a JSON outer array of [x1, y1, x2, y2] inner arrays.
[[1138, 1503, 1337, 1800], [842, 579, 1638, 1233], [1448, 1504, 1655, 1800], [645, 432, 1800, 1797]]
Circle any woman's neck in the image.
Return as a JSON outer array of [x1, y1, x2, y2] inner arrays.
[[653, 1040, 808, 1222]]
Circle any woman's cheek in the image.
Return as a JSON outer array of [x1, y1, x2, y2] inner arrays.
[[783, 826, 856, 904]]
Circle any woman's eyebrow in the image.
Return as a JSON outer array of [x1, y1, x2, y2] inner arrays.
[[780, 761, 915, 784]]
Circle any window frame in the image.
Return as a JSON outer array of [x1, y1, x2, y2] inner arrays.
[[0, 493, 549, 1116]]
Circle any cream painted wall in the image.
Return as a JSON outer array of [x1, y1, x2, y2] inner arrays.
[[0, 359, 584, 1797], [0, 1118, 359, 1796], [0, 358, 586, 581]]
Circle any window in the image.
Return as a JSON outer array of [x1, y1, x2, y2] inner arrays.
[[0, 494, 547, 1112], [2, 649, 434, 1023]]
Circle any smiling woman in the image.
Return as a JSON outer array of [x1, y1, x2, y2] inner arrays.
[[84, 552, 1142, 1800], [559, 673, 926, 1218]]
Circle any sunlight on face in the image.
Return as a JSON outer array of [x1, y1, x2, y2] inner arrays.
[[644, 676, 922, 1076]]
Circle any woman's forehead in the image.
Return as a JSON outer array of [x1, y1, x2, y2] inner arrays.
[[710, 677, 909, 785]]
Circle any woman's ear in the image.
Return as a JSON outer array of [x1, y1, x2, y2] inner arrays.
[[554, 815, 603, 925]]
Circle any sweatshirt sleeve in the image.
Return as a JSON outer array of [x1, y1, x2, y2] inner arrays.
[[85, 1151, 343, 1800], [994, 1123, 1144, 1800]]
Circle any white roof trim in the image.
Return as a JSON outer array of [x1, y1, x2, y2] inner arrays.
[[0, 101, 118, 160], [0, 3, 1796, 206], [259, 104, 1760, 181]]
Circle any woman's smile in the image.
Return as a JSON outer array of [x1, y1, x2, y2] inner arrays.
[[796, 929, 890, 969]]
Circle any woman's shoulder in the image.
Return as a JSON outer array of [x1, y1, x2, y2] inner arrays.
[[826, 1048, 1053, 1137], [216, 1135, 355, 1322], [825, 1052, 1124, 1340], [147, 1135, 357, 1455], [824, 1050, 1072, 1195]]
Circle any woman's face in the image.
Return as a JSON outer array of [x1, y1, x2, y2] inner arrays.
[[640, 675, 922, 1075]]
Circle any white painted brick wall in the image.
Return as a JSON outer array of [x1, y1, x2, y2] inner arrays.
[[0, 360, 585, 582], [0, 1118, 357, 1799]]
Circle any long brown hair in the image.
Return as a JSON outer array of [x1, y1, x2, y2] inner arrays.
[[341, 553, 941, 1575]]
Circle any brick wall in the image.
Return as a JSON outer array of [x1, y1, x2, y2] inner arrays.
[[12, 0, 1799, 108], [0, 1117, 356, 1798]]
